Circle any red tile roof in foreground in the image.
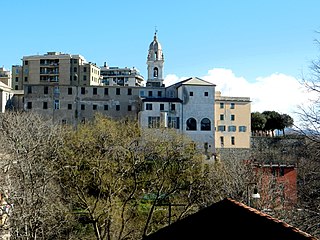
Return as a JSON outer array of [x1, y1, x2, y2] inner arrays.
[[144, 198, 318, 240]]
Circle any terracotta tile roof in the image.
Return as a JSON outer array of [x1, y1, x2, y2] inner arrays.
[[144, 198, 318, 240]]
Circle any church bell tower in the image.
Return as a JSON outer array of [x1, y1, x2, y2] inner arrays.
[[146, 31, 164, 87]]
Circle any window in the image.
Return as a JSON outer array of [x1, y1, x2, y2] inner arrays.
[[148, 91, 153, 97], [140, 90, 145, 97], [171, 103, 175, 111], [148, 116, 160, 128], [201, 118, 211, 131], [231, 115, 235, 121], [160, 104, 164, 111], [68, 104, 72, 110], [116, 88, 120, 95], [27, 86, 32, 94], [24, 60, 28, 65], [217, 125, 226, 132], [239, 126, 247, 132], [43, 102, 48, 109], [128, 105, 132, 111], [228, 125, 236, 132], [220, 136, 224, 147], [74, 67, 77, 72], [220, 114, 224, 121], [93, 88, 97, 95], [44, 86, 48, 94], [128, 88, 132, 95], [54, 86, 59, 94], [84, 67, 87, 72], [81, 87, 85, 94], [74, 75, 77, 81], [146, 103, 152, 110], [186, 118, 197, 131], [116, 105, 120, 111], [104, 88, 108, 95], [231, 136, 235, 145], [190, 91, 193, 96], [54, 100, 60, 110], [93, 104, 97, 110], [204, 92, 208, 96], [68, 88, 72, 95], [158, 91, 162, 97], [83, 75, 87, 81], [220, 102, 224, 109], [15, 85, 18, 90], [168, 117, 180, 129], [81, 104, 85, 110], [104, 105, 108, 110], [15, 77, 18, 82], [230, 103, 235, 109], [153, 67, 158, 77], [27, 102, 32, 109]]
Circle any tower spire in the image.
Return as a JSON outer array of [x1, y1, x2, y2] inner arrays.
[[146, 30, 164, 87]]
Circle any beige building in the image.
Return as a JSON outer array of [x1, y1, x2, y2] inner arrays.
[[100, 63, 144, 87], [23, 84, 141, 125], [215, 91, 251, 148], [12, 52, 101, 90]]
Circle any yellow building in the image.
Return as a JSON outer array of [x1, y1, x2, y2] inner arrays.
[[215, 91, 251, 149], [12, 52, 101, 90]]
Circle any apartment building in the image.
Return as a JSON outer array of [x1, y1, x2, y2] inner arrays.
[[100, 63, 144, 87], [24, 84, 141, 125], [215, 91, 251, 148], [12, 52, 101, 90]]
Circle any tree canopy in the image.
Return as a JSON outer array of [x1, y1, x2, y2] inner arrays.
[[251, 111, 294, 136]]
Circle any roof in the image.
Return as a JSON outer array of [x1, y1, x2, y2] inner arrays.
[[142, 97, 183, 103], [171, 77, 216, 88], [149, 32, 162, 51], [144, 198, 317, 240], [0, 81, 11, 91]]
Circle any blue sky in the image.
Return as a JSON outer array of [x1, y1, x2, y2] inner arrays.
[[1, 0, 320, 120]]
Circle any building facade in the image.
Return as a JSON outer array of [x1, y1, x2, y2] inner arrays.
[[6, 32, 250, 153], [0, 67, 13, 113], [214, 91, 251, 148], [100, 63, 144, 87]]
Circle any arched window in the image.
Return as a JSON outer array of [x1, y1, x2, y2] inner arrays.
[[186, 118, 197, 131], [153, 67, 158, 78], [201, 118, 211, 131]]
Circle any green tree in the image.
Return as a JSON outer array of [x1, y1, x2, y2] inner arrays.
[[279, 113, 294, 136], [262, 111, 282, 137], [251, 112, 267, 136], [57, 114, 209, 240]]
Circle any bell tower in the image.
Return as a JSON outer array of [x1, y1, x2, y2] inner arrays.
[[146, 31, 164, 87]]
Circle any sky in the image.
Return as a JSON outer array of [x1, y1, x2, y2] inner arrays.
[[1, 0, 320, 124]]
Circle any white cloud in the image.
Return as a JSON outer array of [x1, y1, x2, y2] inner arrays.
[[165, 68, 314, 124]]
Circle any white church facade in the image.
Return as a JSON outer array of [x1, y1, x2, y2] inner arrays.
[[139, 32, 216, 156]]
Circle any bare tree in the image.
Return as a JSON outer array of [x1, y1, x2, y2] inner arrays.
[[0, 112, 74, 239]]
